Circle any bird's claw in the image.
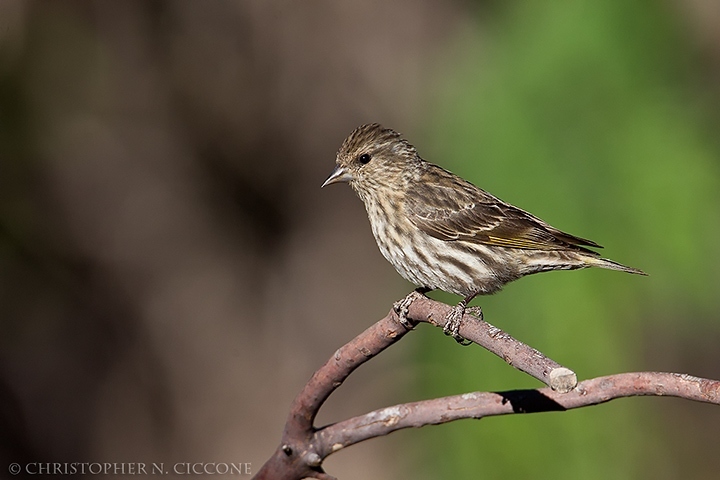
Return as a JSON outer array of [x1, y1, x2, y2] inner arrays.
[[393, 290, 426, 329], [443, 303, 473, 346], [466, 305, 483, 320]]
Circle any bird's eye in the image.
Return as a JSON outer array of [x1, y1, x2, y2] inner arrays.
[[358, 153, 371, 164]]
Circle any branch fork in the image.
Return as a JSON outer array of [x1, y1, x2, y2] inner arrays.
[[253, 295, 720, 480]]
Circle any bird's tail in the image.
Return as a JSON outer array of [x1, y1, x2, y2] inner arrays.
[[590, 257, 647, 276]]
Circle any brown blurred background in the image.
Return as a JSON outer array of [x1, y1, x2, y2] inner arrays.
[[1, 1, 720, 479], [0, 1, 466, 478]]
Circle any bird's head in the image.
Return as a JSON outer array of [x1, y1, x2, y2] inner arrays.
[[322, 124, 419, 198]]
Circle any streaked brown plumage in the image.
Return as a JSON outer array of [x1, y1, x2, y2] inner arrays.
[[323, 123, 645, 341]]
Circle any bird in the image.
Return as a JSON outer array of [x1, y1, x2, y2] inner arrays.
[[322, 123, 646, 343]]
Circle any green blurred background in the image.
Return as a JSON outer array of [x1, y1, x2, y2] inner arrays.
[[1, 1, 719, 479]]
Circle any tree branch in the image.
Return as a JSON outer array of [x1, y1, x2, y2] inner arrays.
[[401, 294, 578, 392], [253, 296, 720, 480], [314, 372, 719, 454]]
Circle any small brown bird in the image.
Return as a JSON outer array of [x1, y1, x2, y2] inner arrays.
[[323, 124, 645, 342]]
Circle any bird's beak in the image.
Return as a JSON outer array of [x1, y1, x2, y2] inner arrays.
[[321, 166, 353, 188]]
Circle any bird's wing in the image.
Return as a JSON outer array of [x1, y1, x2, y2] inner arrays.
[[406, 168, 601, 253]]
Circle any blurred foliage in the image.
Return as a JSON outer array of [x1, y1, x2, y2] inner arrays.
[[412, 1, 720, 479]]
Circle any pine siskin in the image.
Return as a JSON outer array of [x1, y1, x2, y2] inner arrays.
[[322, 124, 645, 342]]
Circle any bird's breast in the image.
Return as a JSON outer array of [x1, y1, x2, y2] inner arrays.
[[362, 196, 506, 297]]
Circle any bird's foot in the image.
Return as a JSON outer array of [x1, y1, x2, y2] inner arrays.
[[443, 302, 472, 346], [393, 289, 427, 330], [466, 305, 483, 320]]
